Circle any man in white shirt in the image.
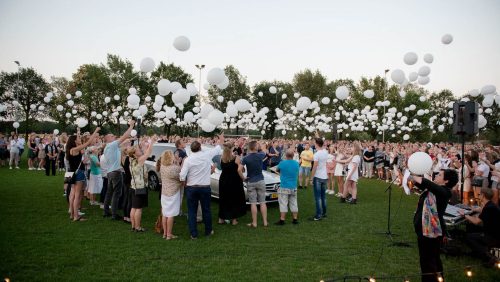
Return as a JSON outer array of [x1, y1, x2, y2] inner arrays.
[[17, 136, 25, 164], [180, 134, 224, 239], [309, 138, 329, 221]]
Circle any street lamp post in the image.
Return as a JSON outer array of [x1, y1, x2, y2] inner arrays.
[[382, 69, 390, 143], [195, 64, 205, 137], [14, 61, 21, 134]]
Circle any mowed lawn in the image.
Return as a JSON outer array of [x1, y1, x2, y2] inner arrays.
[[0, 161, 498, 281]]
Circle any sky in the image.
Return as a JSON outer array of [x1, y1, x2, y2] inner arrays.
[[0, 0, 499, 97]]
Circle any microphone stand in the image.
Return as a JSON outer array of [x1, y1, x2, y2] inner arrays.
[[377, 176, 411, 247]]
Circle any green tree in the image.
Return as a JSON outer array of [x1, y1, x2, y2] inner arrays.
[[0, 67, 51, 138]]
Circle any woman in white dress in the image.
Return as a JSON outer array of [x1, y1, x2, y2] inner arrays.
[[338, 143, 362, 204], [160, 150, 182, 240], [334, 148, 345, 197]]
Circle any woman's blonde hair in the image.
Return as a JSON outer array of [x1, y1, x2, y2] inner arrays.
[[221, 143, 235, 163], [353, 142, 362, 155], [127, 146, 137, 158], [161, 150, 174, 166]]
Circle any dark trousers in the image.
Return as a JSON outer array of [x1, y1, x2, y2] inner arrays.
[[465, 233, 499, 262], [100, 177, 108, 203], [45, 158, 56, 176], [417, 235, 443, 282], [104, 171, 123, 216], [123, 185, 133, 218], [186, 186, 212, 238]]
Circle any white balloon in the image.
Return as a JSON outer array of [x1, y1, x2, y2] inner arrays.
[[138, 105, 148, 116], [114, 95, 120, 101], [203, 83, 210, 91], [200, 104, 214, 118], [201, 119, 216, 132], [67, 100, 74, 107], [258, 91, 263, 97], [419, 96, 427, 102], [145, 96, 152, 103], [399, 90, 406, 98], [130, 129, 137, 137], [281, 94, 287, 99], [91, 111, 97, 117], [269, 86, 277, 94], [441, 34, 453, 45], [408, 152, 433, 175], [469, 89, 480, 97], [363, 89, 375, 99], [171, 88, 190, 105], [186, 83, 198, 96], [391, 69, 405, 85], [235, 99, 252, 112], [75, 91, 82, 97], [96, 113, 102, 120], [193, 106, 200, 113], [321, 97, 330, 105], [140, 57, 155, 73], [127, 94, 140, 106], [480, 85, 496, 95], [296, 97, 311, 111], [157, 79, 171, 96], [408, 72, 418, 82], [76, 118, 88, 128], [335, 86, 349, 100], [423, 53, 434, 64], [154, 95, 165, 105], [129, 87, 137, 95], [66, 94, 72, 100], [13, 121, 20, 128], [207, 68, 225, 85], [293, 92, 300, 98], [226, 104, 238, 117], [72, 109, 77, 114], [217, 76, 230, 90], [418, 76, 430, 85], [43, 97, 51, 103], [104, 97, 111, 104], [65, 113, 71, 118], [216, 96, 224, 103], [207, 109, 224, 126], [494, 95, 500, 105], [173, 36, 190, 51], [53, 129, 59, 135], [418, 66, 431, 77], [403, 134, 410, 141], [482, 96, 494, 108], [30, 104, 36, 110], [403, 52, 418, 65], [478, 114, 487, 128], [438, 125, 445, 132]]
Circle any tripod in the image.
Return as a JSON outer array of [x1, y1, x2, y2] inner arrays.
[[377, 176, 410, 247]]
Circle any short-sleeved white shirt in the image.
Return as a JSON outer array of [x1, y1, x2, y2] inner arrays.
[[313, 149, 329, 179], [348, 155, 361, 182]]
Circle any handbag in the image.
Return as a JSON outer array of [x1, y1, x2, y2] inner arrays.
[[472, 176, 484, 187], [64, 158, 83, 184], [154, 214, 163, 234]]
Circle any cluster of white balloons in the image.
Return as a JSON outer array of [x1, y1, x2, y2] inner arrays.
[[206, 67, 229, 90]]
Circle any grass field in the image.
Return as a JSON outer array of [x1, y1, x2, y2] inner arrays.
[[0, 159, 498, 281]]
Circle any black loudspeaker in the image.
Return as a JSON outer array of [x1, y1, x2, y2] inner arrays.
[[453, 101, 478, 136]]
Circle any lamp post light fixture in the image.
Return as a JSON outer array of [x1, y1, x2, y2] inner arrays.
[[195, 64, 205, 137], [382, 69, 390, 143]]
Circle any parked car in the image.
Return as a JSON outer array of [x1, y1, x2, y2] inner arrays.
[[144, 143, 280, 203]]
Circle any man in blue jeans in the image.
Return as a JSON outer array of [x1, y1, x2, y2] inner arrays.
[[309, 138, 329, 221], [180, 134, 224, 239]]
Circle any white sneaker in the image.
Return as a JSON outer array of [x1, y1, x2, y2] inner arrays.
[[9, 167, 12, 169], [78, 211, 85, 216], [15, 166, 19, 169]]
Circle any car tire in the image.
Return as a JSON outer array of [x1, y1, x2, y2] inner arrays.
[[148, 172, 160, 191]]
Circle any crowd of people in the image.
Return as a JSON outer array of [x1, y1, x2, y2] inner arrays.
[[1, 127, 499, 276]]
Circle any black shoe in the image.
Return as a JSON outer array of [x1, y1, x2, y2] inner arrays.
[[298, 186, 303, 189], [103, 213, 111, 218], [274, 220, 285, 226], [292, 219, 299, 225], [322, 214, 327, 218], [111, 215, 123, 221], [308, 216, 322, 221], [340, 197, 346, 203], [349, 199, 357, 204]]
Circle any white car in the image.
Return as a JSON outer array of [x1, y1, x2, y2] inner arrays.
[[144, 143, 281, 203]]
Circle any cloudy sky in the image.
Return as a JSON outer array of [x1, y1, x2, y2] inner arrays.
[[0, 0, 499, 96]]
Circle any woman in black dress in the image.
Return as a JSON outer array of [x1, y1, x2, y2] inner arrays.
[[218, 143, 246, 225]]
